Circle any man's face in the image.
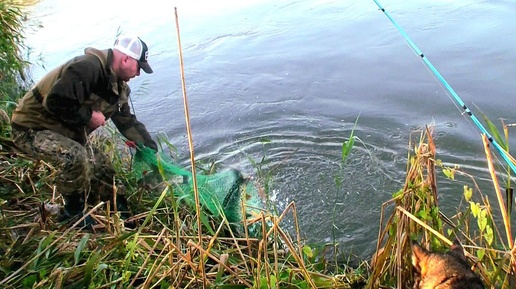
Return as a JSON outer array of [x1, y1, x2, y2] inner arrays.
[[119, 55, 141, 81]]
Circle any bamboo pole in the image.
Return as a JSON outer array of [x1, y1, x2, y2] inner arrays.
[[482, 134, 513, 248], [174, 7, 205, 287], [482, 134, 516, 276]]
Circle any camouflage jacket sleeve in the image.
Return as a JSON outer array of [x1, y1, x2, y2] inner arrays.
[[111, 102, 158, 151]]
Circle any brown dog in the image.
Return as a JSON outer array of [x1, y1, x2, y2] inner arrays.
[[411, 239, 485, 289]]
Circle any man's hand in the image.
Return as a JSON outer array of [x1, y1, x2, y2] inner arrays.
[[125, 140, 158, 153], [89, 111, 106, 130], [145, 140, 158, 152]]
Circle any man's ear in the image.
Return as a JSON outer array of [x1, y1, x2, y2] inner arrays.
[[123, 55, 131, 64]]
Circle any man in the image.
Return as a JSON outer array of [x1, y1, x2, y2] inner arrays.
[[10, 35, 157, 224]]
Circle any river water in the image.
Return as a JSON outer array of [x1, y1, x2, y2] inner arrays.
[[25, 0, 516, 258]]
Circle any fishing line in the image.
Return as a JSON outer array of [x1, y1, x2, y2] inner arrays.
[[372, 0, 516, 175]]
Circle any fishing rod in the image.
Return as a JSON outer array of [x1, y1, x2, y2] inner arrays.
[[372, 0, 516, 176]]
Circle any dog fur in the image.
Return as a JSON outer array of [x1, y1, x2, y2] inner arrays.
[[411, 239, 485, 289]]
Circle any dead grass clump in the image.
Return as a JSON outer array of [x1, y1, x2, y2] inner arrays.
[[368, 126, 516, 288], [0, 135, 367, 288]]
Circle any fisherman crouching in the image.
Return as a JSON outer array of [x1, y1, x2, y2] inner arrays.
[[9, 35, 158, 227]]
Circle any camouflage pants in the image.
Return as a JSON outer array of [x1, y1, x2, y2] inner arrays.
[[11, 128, 116, 204]]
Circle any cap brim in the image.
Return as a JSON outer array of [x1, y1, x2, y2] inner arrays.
[[139, 61, 153, 74]]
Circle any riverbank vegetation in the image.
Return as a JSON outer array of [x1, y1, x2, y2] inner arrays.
[[1, 1, 515, 288]]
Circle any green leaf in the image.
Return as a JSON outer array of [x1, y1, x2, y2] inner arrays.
[[302, 245, 313, 259], [257, 280, 266, 289], [416, 208, 429, 221], [259, 137, 271, 143], [392, 189, 404, 199], [269, 275, 277, 288], [313, 275, 334, 287], [199, 211, 216, 235], [217, 285, 249, 289], [342, 114, 360, 163], [22, 274, 38, 288], [480, 111, 507, 150], [93, 263, 109, 280], [469, 202, 480, 218], [476, 248, 485, 261], [83, 250, 100, 286], [75, 234, 90, 265], [463, 185, 473, 202], [342, 137, 355, 162], [477, 210, 487, 232], [39, 268, 47, 279], [295, 281, 308, 289], [34, 233, 56, 268], [279, 269, 290, 281], [442, 168, 455, 180], [388, 223, 395, 236], [485, 225, 494, 245], [342, 114, 360, 162]]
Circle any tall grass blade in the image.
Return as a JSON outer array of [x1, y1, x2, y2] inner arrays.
[[342, 114, 360, 163], [74, 233, 90, 265]]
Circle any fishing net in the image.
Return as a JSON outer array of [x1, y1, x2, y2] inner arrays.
[[132, 146, 265, 235]]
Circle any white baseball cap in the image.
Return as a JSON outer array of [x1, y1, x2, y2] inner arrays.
[[113, 35, 153, 74]]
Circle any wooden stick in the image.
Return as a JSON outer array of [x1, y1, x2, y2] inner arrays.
[[481, 135, 513, 248], [174, 6, 205, 286]]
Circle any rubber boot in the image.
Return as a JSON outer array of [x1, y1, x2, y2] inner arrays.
[[60, 196, 96, 228]]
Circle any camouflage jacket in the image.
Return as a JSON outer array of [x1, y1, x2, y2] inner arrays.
[[11, 47, 156, 149]]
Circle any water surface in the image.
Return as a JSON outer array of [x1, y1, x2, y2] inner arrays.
[[26, 0, 516, 258]]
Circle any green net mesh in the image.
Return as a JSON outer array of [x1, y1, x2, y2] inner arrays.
[[132, 146, 265, 235]]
